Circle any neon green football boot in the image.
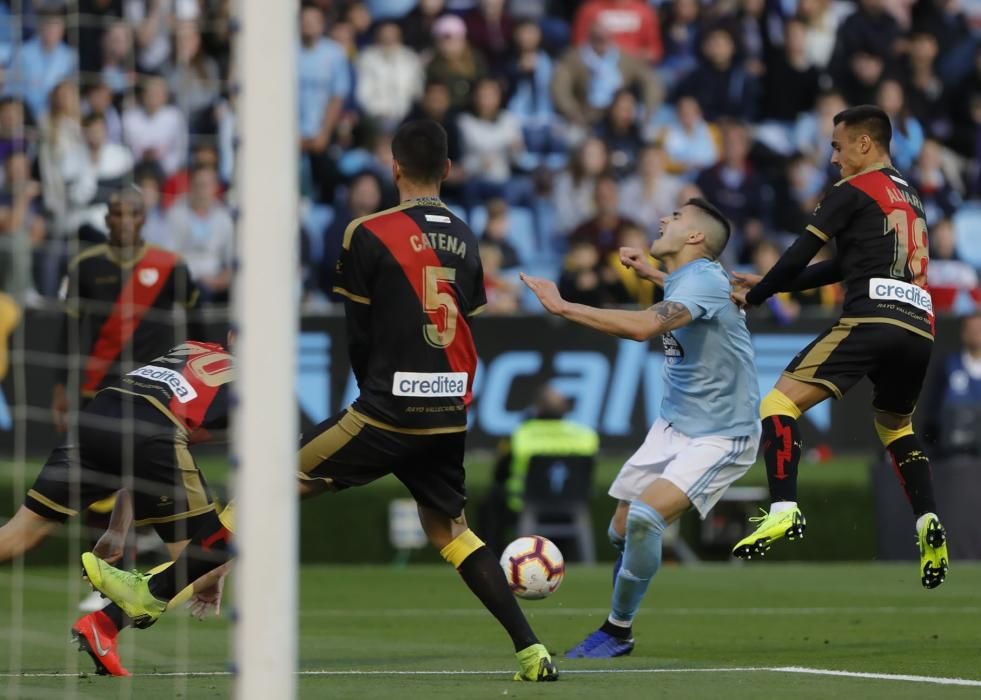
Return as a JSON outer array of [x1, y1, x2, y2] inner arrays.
[[731, 506, 806, 559], [917, 513, 949, 589], [81, 552, 167, 629], [514, 643, 558, 682]]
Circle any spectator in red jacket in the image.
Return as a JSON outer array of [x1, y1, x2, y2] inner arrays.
[[572, 0, 663, 63]]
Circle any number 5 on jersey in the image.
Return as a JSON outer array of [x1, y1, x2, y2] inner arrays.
[[423, 266, 459, 348]]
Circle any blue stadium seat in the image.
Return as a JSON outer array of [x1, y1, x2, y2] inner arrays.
[[470, 205, 538, 266], [953, 203, 981, 270]]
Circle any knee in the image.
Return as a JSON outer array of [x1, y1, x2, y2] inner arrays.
[[625, 501, 667, 539], [874, 417, 914, 447], [760, 389, 802, 420]]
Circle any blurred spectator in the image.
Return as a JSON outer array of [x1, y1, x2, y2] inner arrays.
[[458, 77, 527, 209], [837, 49, 887, 107], [829, 0, 902, 84], [356, 21, 424, 130], [123, 75, 188, 177], [675, 25, 759, 122], [659, 0, 701, 86], [619, 143, 684, 234], [125, 0, 184, 74], [0, 152, 44, 301], [877, 79, 924, 173], [695, 120, 770, 265], [762, 18, 821, 124], [607, 223, 660, 307], [39, 81, 91, 239], [551, 22, 662, 130], [657, 95, 719, 175], [572, 0, 663, 63], [134, 161, 169, 249], [82, 81, 123, 145], [923, 312, 981, 456], [319, 171, 384, 302], [162, 141, 224, 209], [101, 20, 137, 97], [78, 0, 123, 74], [905, 31, 950, 141], [464, 0, 514, 69], [773, 152, 827, 235], [798, 0, 852, 70], [403, 0, 447, 51], [911, 0, 974, 86], [752, 240, 800, 324], [558, 238, 630, 306], [551, 135, 609, 234], [404, 79, 466, 199], [299, 4, 351, 203], [506, 19, 564, 168], [481, 198, 520, 268], [479, 241, 521, 314], [163, 164, 234, 302], [911, 139, 961, 227], [77, 113, 134, 203], [425, 14, 488, 112], [927, 218, 979, 313], [569, 173, 639, 256], [793, 89, 847, 176], [0, 98, 29, 176], [593, 88, 644, 179], [167, 20, 223, 133], [4, 6, 78, 120]]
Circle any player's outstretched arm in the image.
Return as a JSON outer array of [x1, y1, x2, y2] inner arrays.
[[521, 273, 692, 341], [739, 231, 826, 307], [619, 247, 667, 288]]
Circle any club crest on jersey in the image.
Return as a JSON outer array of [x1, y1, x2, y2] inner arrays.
[[662, 332, 684, 365], [138, 267, 160, 287]]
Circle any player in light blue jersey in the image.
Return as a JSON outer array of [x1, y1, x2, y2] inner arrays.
[[522, 198, 760, 658]]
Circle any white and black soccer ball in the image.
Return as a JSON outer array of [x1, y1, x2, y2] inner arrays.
[[500, 535, 565, 600]]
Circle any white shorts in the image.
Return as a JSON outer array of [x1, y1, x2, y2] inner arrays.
[[609, 419, 759, 518]]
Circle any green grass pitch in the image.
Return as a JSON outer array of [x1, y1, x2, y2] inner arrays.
[[1, 562, 980, 699]]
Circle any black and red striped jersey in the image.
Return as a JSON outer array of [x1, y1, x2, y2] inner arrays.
[[333, 200, 487, 432], [102, 341, 232, 443], [804, 164, 933, 338], [59, 243, 199, 396]]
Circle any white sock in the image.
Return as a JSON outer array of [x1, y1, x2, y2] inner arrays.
[[606, 615, 632, 628], [769, 501, 798, 515], [916, 513, 936, 531]]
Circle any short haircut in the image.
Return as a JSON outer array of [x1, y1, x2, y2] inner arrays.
[[833, 105, 892, 150], [684, 197, 731, 258], [81, 112, 105, 128], [108, 184, 145, 211], [391, 119, 448, 184]]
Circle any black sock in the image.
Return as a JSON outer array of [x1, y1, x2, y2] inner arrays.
[[456, 546, 539, 652], [886, 433, 937, 517], [101, 603, 131, 633], [600, 619, 632, 639], [761, 415, 802, 503], [148, 512, 232, 601]]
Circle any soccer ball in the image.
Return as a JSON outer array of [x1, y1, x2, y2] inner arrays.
[[500, 536, 565, 600]]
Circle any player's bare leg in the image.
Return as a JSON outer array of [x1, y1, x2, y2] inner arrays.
[[417, 505, 557, 682], [568, 480, 689, 658], [874, 411, 948, 588], [0, 506, 61, 562], [733, 376, 831, 558]]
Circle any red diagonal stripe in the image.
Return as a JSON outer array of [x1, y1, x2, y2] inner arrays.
[[362, 211, 478, 404], [83, 248, 178, 393]]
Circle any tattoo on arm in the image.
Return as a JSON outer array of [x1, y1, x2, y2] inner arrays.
[[651, 301, 689, 325]]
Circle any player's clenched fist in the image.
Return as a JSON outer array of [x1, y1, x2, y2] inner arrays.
[[520, 273, 567, 316]]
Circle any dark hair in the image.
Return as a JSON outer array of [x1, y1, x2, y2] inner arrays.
[[81, 112, 105, 128], [391, 119, 448, 184], [685, 196, 731, 242], [833, 105, 892, 150]]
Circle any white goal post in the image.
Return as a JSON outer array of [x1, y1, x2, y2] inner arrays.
[[233, 1, 299, 698]]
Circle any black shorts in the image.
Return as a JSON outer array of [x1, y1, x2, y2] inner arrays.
[[783, 319, 933, 415], [299, 408, 468, 518], [25, 392, 216, 542]]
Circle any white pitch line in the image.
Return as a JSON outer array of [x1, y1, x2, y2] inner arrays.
[[302, 605, 981, 618], [2, 666, 980, 687]]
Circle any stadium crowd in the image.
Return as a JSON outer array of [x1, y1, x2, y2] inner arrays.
[[0, 0, 979, 319]]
